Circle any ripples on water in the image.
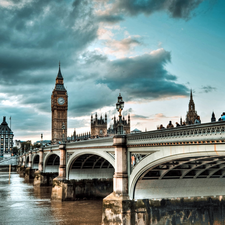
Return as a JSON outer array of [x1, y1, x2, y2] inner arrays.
[[0, 172, 102, 225]]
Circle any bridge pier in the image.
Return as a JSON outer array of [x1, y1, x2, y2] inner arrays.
[[34, 148, 58, 186], [16, 156, 22, 173], [51, 144, 74, 201], [102, 135, 133, 225], [25, 151, 35, 181], [18, 154, 26, 177]]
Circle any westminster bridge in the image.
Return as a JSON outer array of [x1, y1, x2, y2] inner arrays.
[[16, 121, 225, 224]]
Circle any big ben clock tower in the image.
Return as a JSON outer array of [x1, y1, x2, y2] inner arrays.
[[51, 63, 68, 144]]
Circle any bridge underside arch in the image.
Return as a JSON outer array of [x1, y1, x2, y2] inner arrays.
[[32, 155, 39, 169], [44, 154, 59, 173], [134, 155, 225, 200], [69, 154, 114, 180]]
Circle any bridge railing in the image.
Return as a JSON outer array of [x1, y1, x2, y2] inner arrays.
[[127, 121, 225, 145], [42, 136, 114, 151]]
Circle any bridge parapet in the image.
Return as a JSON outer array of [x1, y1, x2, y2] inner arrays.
[[42, 136, 114, 152], [127, 121, 225, 146]]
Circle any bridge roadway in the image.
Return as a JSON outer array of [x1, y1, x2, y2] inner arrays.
[[18, 121, 225, 200]]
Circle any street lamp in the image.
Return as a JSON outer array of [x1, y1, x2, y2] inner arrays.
[[116, 93, 124, 135], [62, 122, 65, 143]]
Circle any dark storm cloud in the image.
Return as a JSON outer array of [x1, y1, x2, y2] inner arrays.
[[104, 0, 206, 20], [0, 0, 98, 84], [0, 0, 195, 140], [95, 48, 189, 100]]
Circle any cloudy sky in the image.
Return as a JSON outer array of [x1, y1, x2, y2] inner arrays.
[[0, 0, 224, 142]]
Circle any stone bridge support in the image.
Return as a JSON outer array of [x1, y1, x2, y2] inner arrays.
[[16, 155, 22, 173], [18, 154, 26, 177], [51, 144, 74, 201], [102, 135, 133, 225], [25, 151, 35, 181], [34, 147, 57, 186]]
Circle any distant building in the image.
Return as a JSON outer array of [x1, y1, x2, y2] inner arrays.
[[33, 140, 51, 146], [67, 130, 91, 141], [91, 113, 107, 138], [186, 90, 199, 125], [131, 128, 142, 134], [111, 115, 131, 135], [90, 113, 130, 138], [0, 116, 14, 157]]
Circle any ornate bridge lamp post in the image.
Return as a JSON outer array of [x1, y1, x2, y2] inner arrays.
[[113, 93, 128, 197], [102, 93, 129, 223], [116, 93, 124, 135]]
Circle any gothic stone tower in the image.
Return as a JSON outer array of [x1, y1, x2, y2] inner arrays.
[[51, 64, 68, 144], [186, 90, 198, 125], [113, 115, 131, 134], [91, 113, 107, 138]]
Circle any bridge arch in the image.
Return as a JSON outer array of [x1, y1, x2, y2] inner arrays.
[[66, 150, 115, 180], [43, 152, 60, 173], [129, 146, 225, 200], [32, 154, 39, 169]]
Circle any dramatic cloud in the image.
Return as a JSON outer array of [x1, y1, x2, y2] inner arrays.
[[0, 0, 98, 84], [104, 36, 142, 57], [96, 48, 189, 100], [101, 0, 205, 20], [0, 0, 211, 141]]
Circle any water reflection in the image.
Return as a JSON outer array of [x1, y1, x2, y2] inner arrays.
[[0, 172, 102, 225]]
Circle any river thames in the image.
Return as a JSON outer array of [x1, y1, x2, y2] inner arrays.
[[0, 172, 102, 225]]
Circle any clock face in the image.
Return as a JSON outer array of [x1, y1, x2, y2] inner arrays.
[[58, 97, 65, 105]]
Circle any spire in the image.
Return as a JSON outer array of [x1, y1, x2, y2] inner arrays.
[[1, 116, 7, 125], [188, 89, 195, 112], [211, 111, 216, 122], [57, 62, 63, 79]]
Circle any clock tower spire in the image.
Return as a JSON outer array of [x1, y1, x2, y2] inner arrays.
[[51, 63, 68, 144]]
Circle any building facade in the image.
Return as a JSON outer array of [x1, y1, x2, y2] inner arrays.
[[51, 64, 68, 144], [186, 90, 199, 125], [90, 113, 131, 137], [0, 117, 13, 157], [91, 113, 107, 138]]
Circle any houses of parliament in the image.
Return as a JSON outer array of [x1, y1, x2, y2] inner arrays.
[[51, 65, 130, 144], [51, 65, 214, 143]]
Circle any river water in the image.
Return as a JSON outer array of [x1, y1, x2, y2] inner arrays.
[[0, 172, 102, 225]]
